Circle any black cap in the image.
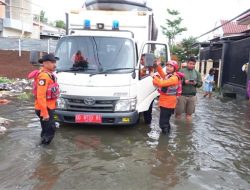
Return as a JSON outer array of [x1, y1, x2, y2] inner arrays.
[[38, 53, 59, 63]]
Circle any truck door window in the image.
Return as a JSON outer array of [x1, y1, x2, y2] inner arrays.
[[139, 44, 168, 79]]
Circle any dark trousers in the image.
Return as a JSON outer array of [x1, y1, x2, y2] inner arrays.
[[35, 109, 56, 145], [143, 101, 153, 124], [159, 107, 174, 133]]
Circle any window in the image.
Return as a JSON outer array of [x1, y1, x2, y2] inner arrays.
[[139, 43, 168, 79]]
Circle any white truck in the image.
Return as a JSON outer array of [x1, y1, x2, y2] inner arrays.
[[54, 1, 170, 125]]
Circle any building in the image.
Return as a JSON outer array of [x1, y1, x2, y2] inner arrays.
[[208, 19, 248, 39], [39, 22, 65, 40], [0, 0, 33, 38], [195, 9, 250, 99], [0, 0, 65, 39]]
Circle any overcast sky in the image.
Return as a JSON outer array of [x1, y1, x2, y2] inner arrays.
[[32, 0, 250, 41]]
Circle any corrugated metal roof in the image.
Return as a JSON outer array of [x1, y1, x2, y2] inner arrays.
[[221, 20, 248, 35]]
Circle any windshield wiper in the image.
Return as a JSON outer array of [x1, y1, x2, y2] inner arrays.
[[56, 67, 95, 73], [89, 68, 133, 77]]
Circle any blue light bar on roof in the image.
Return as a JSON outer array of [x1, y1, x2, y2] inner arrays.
[[84, 19, 91, 29], [112, 20, 119, 30]]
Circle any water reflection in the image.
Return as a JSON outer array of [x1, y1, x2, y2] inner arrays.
[[73, 134, 101, 150], [150, 135, 179, 188], [31, 151, 60, 190], [148, 117, 195, 189]]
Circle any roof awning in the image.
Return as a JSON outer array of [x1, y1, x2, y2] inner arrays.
[[237, 12, 250, 25], [0, 0, 7, 5]]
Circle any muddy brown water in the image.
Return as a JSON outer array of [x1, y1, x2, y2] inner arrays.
[[0, 94, 250, 190]]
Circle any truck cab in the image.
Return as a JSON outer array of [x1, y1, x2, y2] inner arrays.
[[54, 9, 169, 125]]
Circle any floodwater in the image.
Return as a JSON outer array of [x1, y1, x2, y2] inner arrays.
[[0, 94, 250, 190]]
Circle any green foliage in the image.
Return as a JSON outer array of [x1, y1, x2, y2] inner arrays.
[[17, 92, 32, 100], [40, 10, 48, 24], [36, 11, 66, 29], [171, 45, 186, 62], [181, 36, 199, 55], [161, 9, 187, 47], [171, 36, 198, 62], [0, 77, 12, 83], [55, 20, 66, 29]]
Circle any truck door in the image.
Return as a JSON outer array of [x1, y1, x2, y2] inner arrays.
[[137, 42, 169, 112]]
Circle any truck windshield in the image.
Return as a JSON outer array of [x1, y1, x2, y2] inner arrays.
[[55, 36, 135, 73]]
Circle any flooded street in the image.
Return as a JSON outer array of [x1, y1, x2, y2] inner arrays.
[[0, 93, 250, 190]]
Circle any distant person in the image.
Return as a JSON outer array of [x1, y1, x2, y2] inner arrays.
[[242, 62, 248, 74], [247, 80, 250, 104], [175, 56, 203, 121], [28, 53, 60, 145], [203, 68, 215, 98], [151, 60, 181, 134], [72, 50, 88, 67]]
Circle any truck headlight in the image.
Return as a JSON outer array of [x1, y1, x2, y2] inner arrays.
[[115, 98, 136, 112], [57, 98, 66, 109]]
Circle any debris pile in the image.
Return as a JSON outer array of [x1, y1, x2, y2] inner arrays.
[[0, 117, 13, 134], [0, 77, 32, 101]]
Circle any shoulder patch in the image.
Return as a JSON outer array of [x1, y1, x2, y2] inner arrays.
[[38, 79, 46, 86]]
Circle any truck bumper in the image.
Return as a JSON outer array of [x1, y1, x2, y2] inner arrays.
[[55, 110, 139, 125]]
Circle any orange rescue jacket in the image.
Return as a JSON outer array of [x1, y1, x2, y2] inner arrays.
[[34, 68, 57, 118], [153, 65, 179, 109]]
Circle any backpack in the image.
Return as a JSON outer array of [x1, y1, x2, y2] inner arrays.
[[176, 72, 184, 96], [28, 70, 60, 100], [176, 78, 182, 96]]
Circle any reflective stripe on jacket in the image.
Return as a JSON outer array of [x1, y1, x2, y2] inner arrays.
[[158, 73, 179, 96]]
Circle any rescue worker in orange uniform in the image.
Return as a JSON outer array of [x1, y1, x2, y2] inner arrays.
[[150, 60, 180, 134], [34, 53, 59, 145]]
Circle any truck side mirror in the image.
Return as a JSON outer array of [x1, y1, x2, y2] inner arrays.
[[144, 53, 154, 67]]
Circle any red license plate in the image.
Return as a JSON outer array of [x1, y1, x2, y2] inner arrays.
[[75, 114, 102, 123]]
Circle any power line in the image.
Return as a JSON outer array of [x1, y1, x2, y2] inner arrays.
[[195, 8, 250, 40]]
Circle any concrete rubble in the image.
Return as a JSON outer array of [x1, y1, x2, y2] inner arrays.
[[0, 77, 32, 133], [0, 117, 14, 134], [0, 77, 32, 99]]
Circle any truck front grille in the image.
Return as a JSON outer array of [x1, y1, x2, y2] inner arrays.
[[65, 97, 117, 112]]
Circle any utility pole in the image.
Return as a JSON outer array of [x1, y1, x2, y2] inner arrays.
[[20, 0, 24, 39]]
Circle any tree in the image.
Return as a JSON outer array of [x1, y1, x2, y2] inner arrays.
[[161, 9, 187, 48], [181, 36, 199, 56], [40, 10, 48, 24], [171, 36, 199, 62], [171, 44, 186, 62], [55, 20, 66, 29]]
